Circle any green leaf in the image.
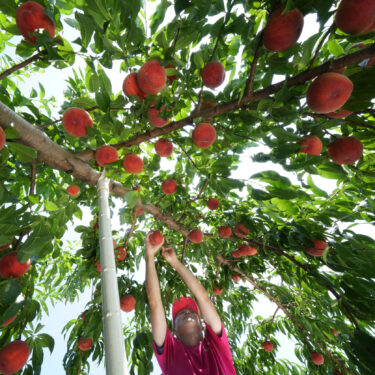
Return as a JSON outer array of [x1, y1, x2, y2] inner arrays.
[[327, 39, 344, 57], [7, 143, 37, 162], [75, 12, 95, 48], [4, 127, 20, 140], [124, 190, 139, 209], [37, 333, 55, 354], [0, 280, 22, 310]]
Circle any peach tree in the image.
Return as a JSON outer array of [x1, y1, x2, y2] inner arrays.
[[0, 0, 375, 374]]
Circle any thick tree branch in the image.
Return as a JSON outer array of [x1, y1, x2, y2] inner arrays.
[[218, 255, 353, 375]]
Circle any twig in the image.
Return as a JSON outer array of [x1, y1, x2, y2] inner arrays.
[[123, 210, 138, 250], [189, 179, 209, 204], [180, 236, 188, 264], [308, 25, 335, 70], [29, 160, 37, 195], [174, 138, 200, 171], [218, 255, 353, 375], [245, 31, 264, 96], [0, 51, 45, 81]]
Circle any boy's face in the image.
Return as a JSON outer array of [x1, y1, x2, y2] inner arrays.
[[173, 309, 203, 346]]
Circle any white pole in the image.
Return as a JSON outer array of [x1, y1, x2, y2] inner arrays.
[[97, 171, 128, 375]]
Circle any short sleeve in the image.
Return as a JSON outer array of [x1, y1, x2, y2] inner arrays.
[[152, 326, 176, 372]]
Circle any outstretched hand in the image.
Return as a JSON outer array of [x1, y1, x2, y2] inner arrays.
[[145, 231, 164, 258], [161, 246, 178, 265]]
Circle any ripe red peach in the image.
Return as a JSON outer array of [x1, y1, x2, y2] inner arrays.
[[162, 179, 177, 194], [213, 287, 223, 295], [0, 340, 30, 374], [0, 252, 31, 279], [207, 197, 220, 210], [328, 137, 363, 164], [16, 1, 55, 44], [122, 72, 147, 101], [218, 226, 232, 238], [66, 185, 80, 196], [306, 73, 353, 114], [201, 62, 225, 89], [78, 338, 92, 351], [232, 274, 241, 283], [122, 154, 144, 173], [0, 127, 6, 151], [263, 8, 304, 52], [115, 247, 126, 261], [233, 222, 249, 238], [326, 108, 353, 119], [120, 295, 136, 312], [335, 0, 375, 35], [236, 244, 258, 256], [137, 60, 166, 95], [95, 145, 119, 166], [148, 106, 170, 127], [135, 208, 143, 217], [298, 135, 323, 156], [310, 352, 324, 365], [189, 229, 204, 243], [192, 123, 216, 149], [155, 139, 173, 157], [149, 230, 164, 246], [307, 248, 325, 257], [313, 240, 328, 250], [263, 341, 274, 352], [62, 107, 93, 137]]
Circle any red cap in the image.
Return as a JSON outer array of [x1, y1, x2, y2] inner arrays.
[[172, 297, 199, 321]]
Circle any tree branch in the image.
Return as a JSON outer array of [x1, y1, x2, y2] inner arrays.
[[308, 25, 335, 70], [245, 32, 264, 96], [0, 51, 45, 81]]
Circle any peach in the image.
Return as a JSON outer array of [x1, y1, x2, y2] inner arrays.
[[326, 108, 353, 119], [233, 222, 249, 238], [66, 185, 80, 196], [335, 0, 375, 35], [201, 62, 225, 89], [16, 1, 55, 44], [115, 247, 126, 261], [0, 252, 31, 278], [95, 145, 119, 166], [213, 287, 223, 295], [232, 274, 241, 283], [192, 123, 216, 149], [0, 127, 5, 151], [306, 73, 353, 114], [237, 244, 258, 256], [328, 137, 363, 164], [313, 240, 328, 250], [137, 60, 166, 95], [122, 154, 144, 173], [207, 197, 220, 210], [189, 229, 204, 243], [148, 106, 170, 127], [155, 139, 173, 157], [165, 63, 178, 84], [149, 230, 164, 246], [262, 341, 274, 352], [162, 179, 177, 194], [0, 340, 30, 375], [298, 135, 323, 156], [78, 338, 92, 351], [0, 240, 12, 251], [120, 295, 136, 312], [307, 248, 325, 257], [122, 72, 146, 101], [310, 352, 324, 365], [331, 328, 339, 337], [62, 107, 93, 137], [94, 259, 101, 272], [135, 208, 143, 217], [218, 226, 232, 238], [263, 8, 304, 52]]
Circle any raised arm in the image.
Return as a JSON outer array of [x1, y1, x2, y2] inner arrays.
[[162, 246, 222, 335], [145, 231, 167, 347]]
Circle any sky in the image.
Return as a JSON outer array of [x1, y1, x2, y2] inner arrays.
[[2, 2, 374, 374]]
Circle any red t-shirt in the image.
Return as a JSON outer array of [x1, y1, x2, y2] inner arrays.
[[153, 322, 237, 375]]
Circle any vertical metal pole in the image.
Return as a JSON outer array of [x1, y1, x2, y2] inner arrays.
[[97, 172, 128, 375]]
